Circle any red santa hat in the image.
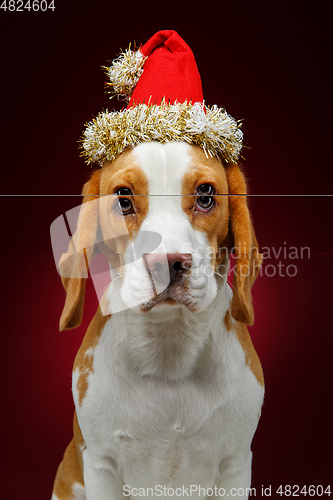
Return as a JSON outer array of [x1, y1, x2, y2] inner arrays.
[[127, 30, 204, 107], [81, 30, 243, 165]]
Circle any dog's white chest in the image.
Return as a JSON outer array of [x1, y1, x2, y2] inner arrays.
[[73, 313, 264, 495], [107, 384, 224, 488]]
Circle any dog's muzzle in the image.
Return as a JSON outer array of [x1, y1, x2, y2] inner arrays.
[[139, 253, 193, 312]]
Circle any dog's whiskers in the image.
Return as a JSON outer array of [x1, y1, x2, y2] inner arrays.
[[214, 271, 243, 301], [97, 272, 124, 301], [110, 273, 125, 283], [225, 278, 242, 300]]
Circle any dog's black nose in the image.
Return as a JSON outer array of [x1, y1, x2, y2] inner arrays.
[[167, 253, 192, 282], [143, 253, 192, 284]]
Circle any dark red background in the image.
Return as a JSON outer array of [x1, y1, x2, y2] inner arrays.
[[1, 1, 332, 499]]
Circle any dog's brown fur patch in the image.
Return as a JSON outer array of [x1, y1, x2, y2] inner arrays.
[[53, 413, 85, 499], [74, 307, 111, 406]]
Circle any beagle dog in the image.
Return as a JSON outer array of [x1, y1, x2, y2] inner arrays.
[[52, 142, 264, 500]]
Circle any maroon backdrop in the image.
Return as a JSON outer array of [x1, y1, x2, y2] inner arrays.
[[1, 1, 332, 499]]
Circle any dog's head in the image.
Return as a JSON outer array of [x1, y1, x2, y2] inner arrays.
[[59, 142, 262, 330]]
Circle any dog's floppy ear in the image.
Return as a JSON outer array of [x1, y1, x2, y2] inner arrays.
[[225, 164, 263, 325], [59, 170, 101, 331]]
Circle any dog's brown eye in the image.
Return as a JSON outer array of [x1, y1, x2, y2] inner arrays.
[[196, 184, 215, 212], [116, 187, 134, 215]]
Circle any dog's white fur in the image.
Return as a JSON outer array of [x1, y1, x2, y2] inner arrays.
[[52, 142, 264, 500]]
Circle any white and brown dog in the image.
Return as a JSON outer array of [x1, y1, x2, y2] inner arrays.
[[52, 141, 264, 500]]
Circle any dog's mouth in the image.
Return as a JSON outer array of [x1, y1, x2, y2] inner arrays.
[[140, 281, 195, 313]]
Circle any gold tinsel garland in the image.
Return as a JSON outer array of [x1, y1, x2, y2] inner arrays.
[[80, 101, 243, 166]]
